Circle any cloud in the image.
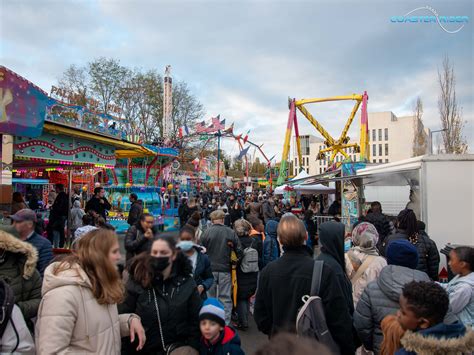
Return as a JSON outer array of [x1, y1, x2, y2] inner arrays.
[[1, 0, 472, 158]]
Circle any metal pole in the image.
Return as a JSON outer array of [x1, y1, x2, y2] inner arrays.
[[217, 132, 221, 190]]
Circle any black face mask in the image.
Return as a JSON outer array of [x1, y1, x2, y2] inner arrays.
[[150, 256, 170, 272]]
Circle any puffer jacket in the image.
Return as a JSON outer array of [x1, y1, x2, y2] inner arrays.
[[199, 326, 245, 355], [119, 252, 203, 353], [396, 322, 474, 355], [35, 262, 135, 354], [384, 230, 440, 281], [354, 265, 430, 354], [0, 231, 42, 321]]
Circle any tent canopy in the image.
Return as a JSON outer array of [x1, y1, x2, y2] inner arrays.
[[274, 183, 335, 195], [291, 170, 310, 181]]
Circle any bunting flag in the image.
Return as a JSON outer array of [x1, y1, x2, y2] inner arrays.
[[243, 130, 251, 144], [195, 121, 207, 133], [237, 146, 250, 160], [211, 116, 225, 131], [224, 122, 234, 134]]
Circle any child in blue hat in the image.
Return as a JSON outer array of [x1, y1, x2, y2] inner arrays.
[[199, 298, 245, 355]]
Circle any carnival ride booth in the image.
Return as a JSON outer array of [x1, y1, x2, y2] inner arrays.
[[104, 144, 180, 233]]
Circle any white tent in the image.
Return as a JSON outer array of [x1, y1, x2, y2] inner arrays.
[[274, 183, 335, 195], [291, 170, 310, 181]]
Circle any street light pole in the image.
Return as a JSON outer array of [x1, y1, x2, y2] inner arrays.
[[429, 128, 447, 155]]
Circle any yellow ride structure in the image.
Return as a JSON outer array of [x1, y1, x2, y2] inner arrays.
[[277, 91, 369, 185]]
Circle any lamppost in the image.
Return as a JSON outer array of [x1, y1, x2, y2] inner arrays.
[[430, 128, 447, 154]]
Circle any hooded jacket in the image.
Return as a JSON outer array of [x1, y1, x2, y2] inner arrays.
[[70, 200, 85, 230], [199, 326, 245, 355], [254, 244, 355, 355], [384, 230, 440, 281], [354, 265, 430, 354], [35, 262, 134, 354], [119, 252, 203, 353], [128, 200, 143, 226], [317, 221, 354, 315], [263, 220, 279, 267], [442, 272, 474, 328], [0, 231, 42, 321], [396, 322, 474, 355], [192, 247, 214, 299]]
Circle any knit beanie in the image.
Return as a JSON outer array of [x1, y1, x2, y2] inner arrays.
[[386, 239, 419, 269], [199, 298, 225, 327]]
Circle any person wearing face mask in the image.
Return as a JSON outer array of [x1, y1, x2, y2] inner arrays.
[[119, 233, 203, 354], [178, 226, 214, 300]]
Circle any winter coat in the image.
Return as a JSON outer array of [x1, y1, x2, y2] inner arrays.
[[0, 231, 42, 321], [0, 305, 35, 354], [441, 272, 474, 328], [262, 201, 276, 224], [201, 224, 243, 273], [26, 231, 53, 277], [199, 326, 245, 355], [128, 201, 144, 226], [229, 207, 243, 226], [70, 200, 85, 230], [247, 202, 262, 219], [49, 191, 69, 221], [345, 250, 387, 306], [354, 265, 430, 354], [263, 220, 279, 267], [192, 248, 214, 299], [237, 235, 262, 299], [119, 253, 203, 353], [365, 212, 392, 252], [124, 224, 158, 262], [396, 322, 474, 355], [85, 196, 111, 220], [254, 245, 355, 355], [317, 221, 354, 316], [384, 230, 440, 281], [35, 262, 135, 354]]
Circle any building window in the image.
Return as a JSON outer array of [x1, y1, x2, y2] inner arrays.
[[306, 168, 309, 173], [379, 159, 383, 163], [319, 168, 322, 174], [379, 144, 382, 156], [295, 157, 298, 166], [378, 129, 382, 141], [372, 129, 376, 141], [385, 159, 389, 163], [385, 128, 388, 140], [373, 159, 376, 163], [373, 144, 376, 156], [385, 143, 389, 156]]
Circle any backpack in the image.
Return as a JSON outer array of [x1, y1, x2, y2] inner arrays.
[[240, 239, 259, 273], [296, 260, 340, 354], [0, 279, 15, 339]]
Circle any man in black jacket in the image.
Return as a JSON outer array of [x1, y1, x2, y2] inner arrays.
[[365, 201, 392, 254], [48, 184, 69, 248], [254, 214, 355, 355], [85, 187, 111, 220], [127, 193, 143, 226], [201, 210, 242, 324]]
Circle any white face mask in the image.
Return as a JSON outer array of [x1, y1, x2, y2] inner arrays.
[[177, 240, 195, 252]]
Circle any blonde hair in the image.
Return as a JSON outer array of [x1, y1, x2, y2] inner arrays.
[[55, 229, 123, 304], [277, 213, 307, 247]]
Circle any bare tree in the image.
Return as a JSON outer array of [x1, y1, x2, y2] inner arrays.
[[58, 65, 89, 106], [412, 97, 428, 156], [437, 56, 467, 154], [88, 57, 128, 115]]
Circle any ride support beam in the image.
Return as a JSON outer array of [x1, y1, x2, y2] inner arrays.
[[295, 104, 335, 146], [295, 94, 363, 106]]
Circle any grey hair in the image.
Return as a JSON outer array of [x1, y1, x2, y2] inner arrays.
[[234, 219, 251, 237]]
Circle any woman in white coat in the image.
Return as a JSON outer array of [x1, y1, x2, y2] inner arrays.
[[346, 222, 387, 306], [35, 229, 146, 354]]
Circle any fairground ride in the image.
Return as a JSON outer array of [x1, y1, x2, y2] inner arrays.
[[277, 92, 370, 185]]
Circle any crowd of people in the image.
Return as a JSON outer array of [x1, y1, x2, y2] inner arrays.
[[0, 186, 473, 354]]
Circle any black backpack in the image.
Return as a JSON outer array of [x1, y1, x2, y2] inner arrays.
[[0, 279, 18, 352], [296, 261, 340, 354]]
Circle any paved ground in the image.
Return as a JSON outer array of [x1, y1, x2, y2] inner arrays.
[[239, 315, 268, 354]]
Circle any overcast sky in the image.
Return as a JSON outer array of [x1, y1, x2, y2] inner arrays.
[[1, 0, 472, 160]]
